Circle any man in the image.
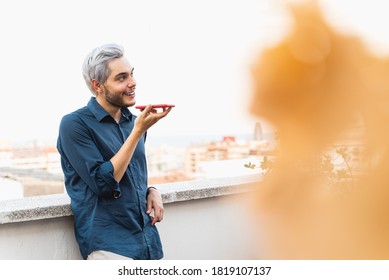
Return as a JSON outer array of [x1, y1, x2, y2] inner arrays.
[[57, 43, 171, 260]]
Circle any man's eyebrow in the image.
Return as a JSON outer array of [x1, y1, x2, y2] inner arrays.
[[114, 68, 134, 78], [115, 71, 129, 78], [115, 72, 128, 77]]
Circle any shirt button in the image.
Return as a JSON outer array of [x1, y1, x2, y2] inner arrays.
[[113, 190, 121, 199]]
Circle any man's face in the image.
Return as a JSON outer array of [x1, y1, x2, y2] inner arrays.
[[100, 56, 137, 108]]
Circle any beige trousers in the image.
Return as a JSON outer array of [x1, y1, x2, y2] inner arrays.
[[87, 250, 133, 260]]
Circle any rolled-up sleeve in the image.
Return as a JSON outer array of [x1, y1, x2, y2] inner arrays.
[[97, 161, 121, 198], [57, 114, 121, 198]]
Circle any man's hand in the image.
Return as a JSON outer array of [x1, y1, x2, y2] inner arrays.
[[146, 188, 164, 226], [134, 105, 172, 135]]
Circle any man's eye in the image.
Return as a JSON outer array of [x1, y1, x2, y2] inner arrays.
[[118, 76, 125, 81]]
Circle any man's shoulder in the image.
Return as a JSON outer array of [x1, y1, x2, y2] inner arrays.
[[62, 106, 91, 120], [60, 106, 93, 128]]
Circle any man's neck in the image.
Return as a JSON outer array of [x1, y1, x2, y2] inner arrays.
[[96, 96, 122, 123]]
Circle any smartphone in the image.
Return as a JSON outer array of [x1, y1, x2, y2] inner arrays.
[[135, 104, 175, 110]]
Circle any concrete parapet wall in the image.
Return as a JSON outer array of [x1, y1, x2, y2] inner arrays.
[[0, 175, 260, 260]]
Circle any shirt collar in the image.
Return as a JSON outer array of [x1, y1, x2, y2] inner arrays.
[[87, 97, 132, 122], [120, 107, 132, 122]]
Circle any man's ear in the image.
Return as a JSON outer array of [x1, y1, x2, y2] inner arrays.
[[91, 79, 103, 95]]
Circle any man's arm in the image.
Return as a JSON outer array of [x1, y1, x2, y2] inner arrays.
[[110, 105, 171, 183], [58, 114, 120, 197]]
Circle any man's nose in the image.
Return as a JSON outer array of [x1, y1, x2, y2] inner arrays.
[[128, 77, 136, 87]]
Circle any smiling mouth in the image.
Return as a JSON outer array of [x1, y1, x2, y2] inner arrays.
[[124, 91, 135, 97]]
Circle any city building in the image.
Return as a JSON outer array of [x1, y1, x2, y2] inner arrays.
[[0, 122, 275, 197], [184, 124, 274, 179]]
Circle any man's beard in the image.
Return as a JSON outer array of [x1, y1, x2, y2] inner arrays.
[[104, 88, 133, 108]]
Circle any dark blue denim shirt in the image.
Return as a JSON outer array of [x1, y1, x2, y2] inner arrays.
[[57, 97, 163, 260]]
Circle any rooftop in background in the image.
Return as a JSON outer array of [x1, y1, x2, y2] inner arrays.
[[0, 127, 275, 200]]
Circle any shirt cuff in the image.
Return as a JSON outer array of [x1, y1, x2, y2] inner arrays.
[[99, 161, 121, 198]]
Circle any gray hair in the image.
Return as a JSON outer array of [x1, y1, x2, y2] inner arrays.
[[82, 43, 124, 96]]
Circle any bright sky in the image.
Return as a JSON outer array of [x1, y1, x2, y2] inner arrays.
[[1, 0, 389, 145]]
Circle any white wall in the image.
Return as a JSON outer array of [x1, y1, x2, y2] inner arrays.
[[0, 192, 259, 260]]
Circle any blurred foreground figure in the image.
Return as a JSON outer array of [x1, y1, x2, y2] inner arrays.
[[250, 1, 389, 259]]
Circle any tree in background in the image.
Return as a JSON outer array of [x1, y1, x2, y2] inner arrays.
[[248, 0, 389, 259]]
